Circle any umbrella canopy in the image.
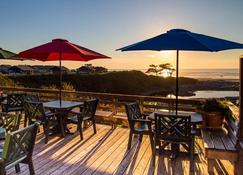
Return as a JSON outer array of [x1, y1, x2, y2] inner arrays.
[[18, 39, 109, 61], [18, 38, 110, 103], [118, 29, 243, 51], [117, 29, 243, 113], [0, 48, 23, 60]]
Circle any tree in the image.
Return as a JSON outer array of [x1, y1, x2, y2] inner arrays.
[[77, 64, 108, 74], [94, 66, 108, 73], [146, 63, 175, 77], [159, 63, 175, 77], [146, 64, 160, 76]]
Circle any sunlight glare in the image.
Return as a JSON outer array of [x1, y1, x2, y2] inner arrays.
[[159, 50, 174, 58], [161, 71, 169, 78]]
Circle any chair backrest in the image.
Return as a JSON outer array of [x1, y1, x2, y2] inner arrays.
[[23, 101, 44, 124], [82, 99, 99, 118], [24, 94, 40, 102], [125, 101, 142, 121], [1, 124, 38, 168], [0, 112, 21, 133], [6, 93, 26, 108], [154, 113, 191, 143]]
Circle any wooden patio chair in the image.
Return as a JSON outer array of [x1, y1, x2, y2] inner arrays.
[[152, 113, 195, 175], [23, 101, 58, 144], [0, 123, 38, 175], [67, 99, 99, 140], [125, 101, 153, 150], [23, 94, 40, 127], [24, 94, 40, 103], [0, 113, 21, 140], [1, 93, 26, 114]]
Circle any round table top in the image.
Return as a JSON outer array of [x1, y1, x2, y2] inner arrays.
[[43, 100, 83, 109], [148, 110, 203, 124]]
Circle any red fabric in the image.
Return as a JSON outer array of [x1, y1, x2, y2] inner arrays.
[[17, 39, 110, 61]]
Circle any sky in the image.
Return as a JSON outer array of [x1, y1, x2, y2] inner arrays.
[[1, 0, 243, 70]]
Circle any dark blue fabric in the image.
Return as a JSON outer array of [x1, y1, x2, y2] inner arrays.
[[118, 29, 243, 52]]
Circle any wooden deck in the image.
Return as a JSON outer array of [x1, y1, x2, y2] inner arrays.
[[7, 124, 234, 175]]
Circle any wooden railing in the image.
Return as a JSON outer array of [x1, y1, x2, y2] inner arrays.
[[0, 86, 204, 114], [1, 86, 240, 129]]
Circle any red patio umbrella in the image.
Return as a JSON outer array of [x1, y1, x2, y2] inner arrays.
[[18, 38, 110, 104]]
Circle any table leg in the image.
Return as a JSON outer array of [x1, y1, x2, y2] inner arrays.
[[59, 115, 65, 137], [58, 109, 79, 137]]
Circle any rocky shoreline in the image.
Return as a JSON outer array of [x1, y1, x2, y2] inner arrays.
[[184, 79, 239, 104], [147, 79, 239, 98], [183, 79, 239, 92]]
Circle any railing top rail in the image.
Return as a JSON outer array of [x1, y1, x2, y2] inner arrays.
[[0, 86, 204, 104]]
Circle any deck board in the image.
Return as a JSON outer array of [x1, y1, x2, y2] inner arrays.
[[6, 124, 234, 175]]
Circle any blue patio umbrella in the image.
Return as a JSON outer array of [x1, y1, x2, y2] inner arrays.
[[117, 29, 243, 113]]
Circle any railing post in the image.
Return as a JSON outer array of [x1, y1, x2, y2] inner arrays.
[[112, 97, 117, 115], [239, 56, 243, 141], [140, 99, 144, 113]]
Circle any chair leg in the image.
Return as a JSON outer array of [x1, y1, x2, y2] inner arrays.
[[139, 134, 143, 142], [37, 126, 41, 133], [78, 118, 83, 140], [92, 118, 96, 134], [24, 115, 27, 127], [234, 160, 239, 175], [0, 169, 5, 175], [43, 121, 49, 144], [15, 164, 20, 173], [152, 139, 156, 167], [149, 133, 154, 151], [207, 158, 215, 174], [28, 160, 35, 175], [235, 149, 243, 175], [189, 139, 195, 175], [127, 130, 133, 150], [0, 161, 5, 175]]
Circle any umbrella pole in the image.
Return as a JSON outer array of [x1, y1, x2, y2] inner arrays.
[[59, 52, 62, 105], [175, 50, 179, 114]]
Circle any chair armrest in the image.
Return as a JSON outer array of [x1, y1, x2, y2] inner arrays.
[[239, 141, 243, 149], [0, 101, 6, 105], [142, 112, 151, 117], [69, 111, 81, 115], [44, 111, 59, 117], [191, 129, 196, 136], [130, 119, 152, 125], [28, 101, 41, 105]]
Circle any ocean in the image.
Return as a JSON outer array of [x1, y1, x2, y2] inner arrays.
[[110, 68, 239, 80], [110, 68, 240, 99], [170, 69, 239, 99], [167, 91, 239, 99], [179, 69, 239, 80]]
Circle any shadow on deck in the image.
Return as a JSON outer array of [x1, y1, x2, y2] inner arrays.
[[7, 124, 234, 175]]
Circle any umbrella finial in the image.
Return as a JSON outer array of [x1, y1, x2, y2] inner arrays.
[[52, 39, 68, 43], [168, 29, 190, 33]]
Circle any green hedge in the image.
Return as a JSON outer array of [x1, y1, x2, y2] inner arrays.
[[9, 71, 197, 95]]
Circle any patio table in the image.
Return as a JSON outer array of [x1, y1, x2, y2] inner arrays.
[[148, 110, 203, 158], [43, 100, 83, 137], [148, 110, 203, 129]]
